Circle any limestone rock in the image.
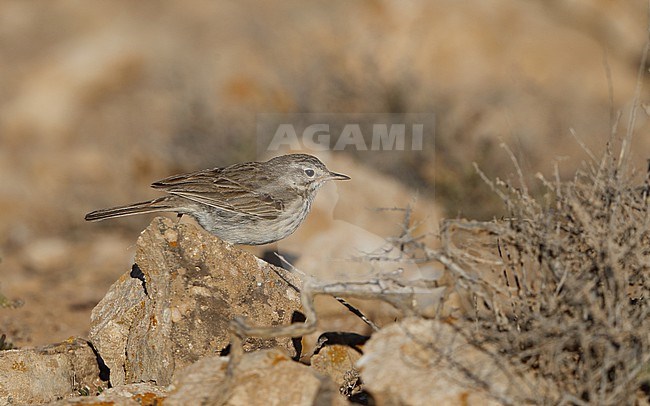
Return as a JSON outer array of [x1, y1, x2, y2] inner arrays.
[[166, 349, 343, 406], [50, 383, 167, 405], [0, 338, 103, 404], [87, 271, 146, 387], [90, 217, 303, 387], [357, 318, 522, 405], [310, 335, 363, 395]]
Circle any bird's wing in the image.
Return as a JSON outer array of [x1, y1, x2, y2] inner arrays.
[[151, 166, 283, 219]]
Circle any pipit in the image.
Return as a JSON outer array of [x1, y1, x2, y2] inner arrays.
[[85, 154, 350, 245]]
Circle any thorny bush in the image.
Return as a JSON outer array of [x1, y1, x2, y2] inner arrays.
[[438, 147, 650, 405]]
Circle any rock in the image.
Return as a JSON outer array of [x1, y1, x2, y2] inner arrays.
[[50, 382, 167, 405], [0, 338, 103, 404], [87, 270, 148, 387], [89, 217, 303, 387], [357, 318, 534, 405], [164, 355, 228, 405], [310, 334, 364, 395], [166, 349, 343, 406]]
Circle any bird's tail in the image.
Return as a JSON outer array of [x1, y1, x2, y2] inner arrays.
[[85, 196, 179, 221]]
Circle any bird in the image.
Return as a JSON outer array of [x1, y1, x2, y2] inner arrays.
[[85, 154, 350, 245]]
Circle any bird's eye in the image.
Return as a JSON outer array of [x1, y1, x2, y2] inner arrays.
[[304, 169, 315, 177]]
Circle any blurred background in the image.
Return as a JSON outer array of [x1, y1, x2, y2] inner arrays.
[[1, 0, 649, 347]]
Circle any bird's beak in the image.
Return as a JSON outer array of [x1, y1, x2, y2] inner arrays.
[[327, 171, 351, 181]]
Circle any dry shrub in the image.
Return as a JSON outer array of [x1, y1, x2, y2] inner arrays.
[[439, 144, 650, 404]]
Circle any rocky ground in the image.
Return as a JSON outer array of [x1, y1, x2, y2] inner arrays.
[[1, 1, 650, 404], [0, 218, 500, 404]]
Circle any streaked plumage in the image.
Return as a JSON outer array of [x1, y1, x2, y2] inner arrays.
[[85, 154, 349, 244]]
